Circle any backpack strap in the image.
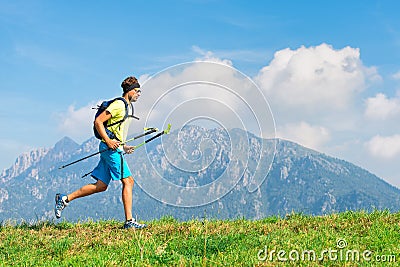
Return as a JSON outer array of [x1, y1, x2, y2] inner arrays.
[[106, 97, 139, 129], [106, 97, 127, 127], [128, 102, 140, 120]]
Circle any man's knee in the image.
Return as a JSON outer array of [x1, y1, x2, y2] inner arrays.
[[122, 176, 134, 187], [94, 180, 108, 192]]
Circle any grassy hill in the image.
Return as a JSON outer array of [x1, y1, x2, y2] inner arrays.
[[1, 210, 399, 266]]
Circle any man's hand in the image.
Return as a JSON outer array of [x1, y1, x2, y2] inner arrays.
[[123, 145, 135, 154], [106, 139, 120, 150]]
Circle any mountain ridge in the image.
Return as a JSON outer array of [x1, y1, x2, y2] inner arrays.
[[0, 126, 399, 221]]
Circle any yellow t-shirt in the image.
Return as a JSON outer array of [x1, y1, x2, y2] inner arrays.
[[105, 99, 131, 142]]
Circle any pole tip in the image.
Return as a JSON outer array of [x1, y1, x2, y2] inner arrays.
[[164, 123, 172, 134]]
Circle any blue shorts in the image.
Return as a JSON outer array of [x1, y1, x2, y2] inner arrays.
[[91, 142, 132, 185]]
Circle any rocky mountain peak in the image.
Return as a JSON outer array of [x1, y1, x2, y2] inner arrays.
[[1, 147, 50, 182], [53, 136, 79, 152]]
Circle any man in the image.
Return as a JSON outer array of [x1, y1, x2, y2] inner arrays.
[[55, 76, 146, 229]]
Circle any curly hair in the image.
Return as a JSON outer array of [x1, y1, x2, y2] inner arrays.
[[121, 76, 139, 94]]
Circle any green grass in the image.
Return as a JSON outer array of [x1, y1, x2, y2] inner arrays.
[[1, 210, 399, 266]]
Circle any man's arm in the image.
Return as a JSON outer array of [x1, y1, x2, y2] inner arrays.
[[94, 110, 120, 150]]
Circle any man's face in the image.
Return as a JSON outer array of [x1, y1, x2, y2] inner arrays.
[[128, 88, 141, 102]]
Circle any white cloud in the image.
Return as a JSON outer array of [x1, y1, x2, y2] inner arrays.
[[364, 93, 400, 120], [255, 43, 379, 112], [135, 60, 275, 139], [56, 102, 97, 142], [392, 70, 400, 80], [192, 45, 233, 66], [277, 121, 331, 150], [365, 134, 400, 159]]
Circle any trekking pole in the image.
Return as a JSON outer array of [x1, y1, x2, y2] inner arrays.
[[58, 127, 158, 169], [122, 127, 159, 145], [81, 124, 172, 178], [132, 123, 171, 150]]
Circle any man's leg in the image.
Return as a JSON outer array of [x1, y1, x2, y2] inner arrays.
[[55, 179, 108, 219], [68, 179, 108, 201], [121, 176, 134, 221]]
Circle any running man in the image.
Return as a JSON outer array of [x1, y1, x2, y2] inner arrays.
[[55, 76, 146, 229]]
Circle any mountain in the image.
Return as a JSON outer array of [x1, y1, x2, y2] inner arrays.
[[1, 147, 49, 183], [1, 126, 399, 222]]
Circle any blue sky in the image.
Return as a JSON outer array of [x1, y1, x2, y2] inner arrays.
[[1, 0, 400, 187]]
